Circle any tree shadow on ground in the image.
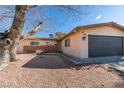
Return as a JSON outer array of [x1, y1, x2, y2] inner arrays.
[[22, 55, 70, 69]]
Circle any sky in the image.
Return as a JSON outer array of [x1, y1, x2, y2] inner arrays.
[[0, 5, 124, 38]]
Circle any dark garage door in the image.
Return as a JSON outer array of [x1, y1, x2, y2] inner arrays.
[[88, 35, 123, 57]]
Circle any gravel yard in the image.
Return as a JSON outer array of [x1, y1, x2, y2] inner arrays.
[[0, 53, 124, 88]]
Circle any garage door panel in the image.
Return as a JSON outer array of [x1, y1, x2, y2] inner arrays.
[[88, 35, 123, 57]]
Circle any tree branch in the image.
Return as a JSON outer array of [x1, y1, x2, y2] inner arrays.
[[24, 21, 43, 38]]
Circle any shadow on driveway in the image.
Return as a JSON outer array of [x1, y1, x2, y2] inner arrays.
[[22, 55, 69, 69]]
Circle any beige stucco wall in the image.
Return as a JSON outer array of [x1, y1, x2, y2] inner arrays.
[[61, 25, 124, 59], [17, 39, 29, 53], [17, 39, 57, 53], [61, 31, 82, 58]]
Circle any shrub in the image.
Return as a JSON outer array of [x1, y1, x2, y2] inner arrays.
[[35, 50, 44, 55]]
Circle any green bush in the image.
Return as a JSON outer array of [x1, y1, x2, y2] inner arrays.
[[35, 50, 44, 55]]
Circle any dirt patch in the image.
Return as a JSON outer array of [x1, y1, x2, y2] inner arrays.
[[0, 53, 124, 88]]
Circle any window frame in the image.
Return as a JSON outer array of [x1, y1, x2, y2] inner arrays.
[[65, 38, 70, 47], [30, 41, 40, 46]]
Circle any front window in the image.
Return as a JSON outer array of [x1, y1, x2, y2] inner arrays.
[[30, 41, 40, 46], [65, 39, 70, 47]]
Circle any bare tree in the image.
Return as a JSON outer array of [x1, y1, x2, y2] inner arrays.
[[0, 5, 90, 69], [0, 5, 28, 69], [55, 32, 66, 39]]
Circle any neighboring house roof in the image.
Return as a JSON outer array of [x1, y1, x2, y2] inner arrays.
[[60, 22, 124, 40]]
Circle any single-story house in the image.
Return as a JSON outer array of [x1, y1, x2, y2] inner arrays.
[[17, 38, 57, 53], [17, 22, 124, 59]]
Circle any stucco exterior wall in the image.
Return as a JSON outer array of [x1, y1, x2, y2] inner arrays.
[[17, 39, 29, 53], [61, 25, 124, 59], [61, 31, 82, 58]]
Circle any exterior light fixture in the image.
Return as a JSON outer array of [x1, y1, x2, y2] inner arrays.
[[82, 33, 87, 40]]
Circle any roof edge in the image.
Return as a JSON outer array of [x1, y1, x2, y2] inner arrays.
[[59, 21, 124, 40]]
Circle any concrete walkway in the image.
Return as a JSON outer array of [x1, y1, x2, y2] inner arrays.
[[108, 61, 124, 72], [62, 54, 124, 64], [61, 54, 124, 72]]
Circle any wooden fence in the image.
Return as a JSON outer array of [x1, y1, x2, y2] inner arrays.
[[23, 45, 58, 53]]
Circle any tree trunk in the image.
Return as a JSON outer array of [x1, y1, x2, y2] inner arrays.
[[0, 48, 10, 70], [9, 38, 19, 61], [0, 38, 11, 70], [8, 5, 28, 61], [9, 45, 18, 61], [0, 5, 28, 69]]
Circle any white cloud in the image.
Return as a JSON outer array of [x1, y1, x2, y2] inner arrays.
[[95, 15, 102, 20]]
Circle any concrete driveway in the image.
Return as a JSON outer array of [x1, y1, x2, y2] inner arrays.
[[0, 53, 124, 88]]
